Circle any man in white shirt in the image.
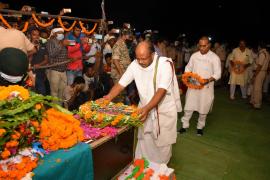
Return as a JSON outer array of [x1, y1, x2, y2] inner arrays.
[[103, 41, 181, 164], [179, 36, 221, 136]]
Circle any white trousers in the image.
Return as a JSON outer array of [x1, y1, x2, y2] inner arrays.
[[135, 133, 172, 164], [230, 84, 247, 98], [181, 110, 207, 129]]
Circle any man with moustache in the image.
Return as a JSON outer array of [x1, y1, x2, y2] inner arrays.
[[103, 41, 181, 164]]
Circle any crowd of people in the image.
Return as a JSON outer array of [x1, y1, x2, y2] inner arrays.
[[1, 5, 270, 166]]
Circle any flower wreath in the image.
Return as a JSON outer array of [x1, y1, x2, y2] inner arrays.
[[232, 61, 245, 74], [182, 72, 205, 89]]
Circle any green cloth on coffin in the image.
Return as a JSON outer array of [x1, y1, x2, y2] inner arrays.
[[33, 143, 93, 180]]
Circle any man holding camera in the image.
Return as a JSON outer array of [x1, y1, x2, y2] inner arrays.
[[66, 25, 90, 85]]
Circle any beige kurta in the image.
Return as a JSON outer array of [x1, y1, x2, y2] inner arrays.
[[0, 27, 34, 54], [228, 48, 253, 86], [184, 51, 221, 114], [119, 53, 181, 163]]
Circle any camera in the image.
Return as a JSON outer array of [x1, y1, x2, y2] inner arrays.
[[63, 8, 72, 13], [94, 34, 103, 40], [41, 11, 49, 15]]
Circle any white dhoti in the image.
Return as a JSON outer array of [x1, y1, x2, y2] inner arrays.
[[135, 108, 177, 164], [135, 133, 172, 164]]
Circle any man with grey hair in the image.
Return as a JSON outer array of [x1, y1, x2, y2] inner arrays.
[[179, 36, 221, 136]]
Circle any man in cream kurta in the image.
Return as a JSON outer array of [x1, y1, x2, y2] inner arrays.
[[228, 40, 253, 99], [179, 37, 221, 136], [104, 41, 181, 164]]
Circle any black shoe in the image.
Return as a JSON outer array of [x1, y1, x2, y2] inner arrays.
[[178, 128, 187, 134], [197, 129, 203, 136]]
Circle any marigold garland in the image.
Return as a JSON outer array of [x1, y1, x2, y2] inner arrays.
[[21, 21, 29, 33], [39, 108, 84, 151], [182, 72, 205, 89], [0, 85, 30, 101], [79, 100, 142, 128], [58, 16, 77, 32], [0, 156, 38, 180], [0, 13, 12, 28], [32, 13, 55, 28], [79, 21, 97, 35], [232, 61, 245, 74]]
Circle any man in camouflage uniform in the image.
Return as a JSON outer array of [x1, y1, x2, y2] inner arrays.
[[111, 29, 132, 84]]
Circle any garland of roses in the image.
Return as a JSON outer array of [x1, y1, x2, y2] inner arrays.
[[232, 61, 245, 74], [57, 16, 77, 32], [182, 72, 205, 89], [32, 13, 55, 28], [79, 21, 97, 35]]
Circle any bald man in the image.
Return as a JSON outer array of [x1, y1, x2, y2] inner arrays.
[[179, 37, 221, 136], [103, 41, 182, 164]]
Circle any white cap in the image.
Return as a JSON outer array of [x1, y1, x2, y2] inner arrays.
[[49, 28, 64, 38]]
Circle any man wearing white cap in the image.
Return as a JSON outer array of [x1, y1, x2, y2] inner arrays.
[[46, 28, 70, 101], [103, 35, 117, 63]]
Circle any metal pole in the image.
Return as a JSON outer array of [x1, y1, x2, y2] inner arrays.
[[0, 9, 102, 23]]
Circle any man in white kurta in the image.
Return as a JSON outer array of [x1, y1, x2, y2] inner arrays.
[[179, 37, 221, 136], [104, 41, 182, 164]]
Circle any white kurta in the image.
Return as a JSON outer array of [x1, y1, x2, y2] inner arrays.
[[184, 51, 221, 114], [119, 53, 182, 164]]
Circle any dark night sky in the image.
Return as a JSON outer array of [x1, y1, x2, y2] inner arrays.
[[1, 0, 270, 45]]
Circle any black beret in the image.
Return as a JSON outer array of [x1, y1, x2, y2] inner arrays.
[[0, 48, 29, 76]]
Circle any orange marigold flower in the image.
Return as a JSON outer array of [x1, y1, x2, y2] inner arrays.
[[31, 121, 40, 128], [5, 140, 19, 148], [39, 108, 83, 151], [0, 129, 6, 137], [0, 85, 29, 100], [35, 103, 42, 110], [11, 131, 21, 140], [1, 149, 10, 159], [97, 113, 104, 122]]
